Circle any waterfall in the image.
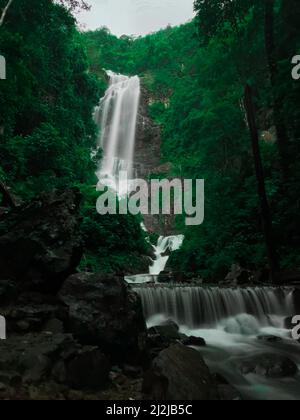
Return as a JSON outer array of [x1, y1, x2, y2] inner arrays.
[[135, 285, 294, 329], [150, 235, 184, 276], [94, 71, 141, 194]]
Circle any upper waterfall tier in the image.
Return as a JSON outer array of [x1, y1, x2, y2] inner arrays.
[[150, 235, 185, 276], [94, 71, 141, 194]]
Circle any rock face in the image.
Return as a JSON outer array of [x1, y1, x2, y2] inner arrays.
[[143, 344, 218, 400], [0, 189, 82, 293], [66, 347, 110, 390], [59, 272, 147, 364], [0, 188, 150, 397], [224, 264, 252, 286], [134, 85, 177, 236], [134, 86, 161, 180], [237, 354, 298, 378], [0, 333, 110, 390], [148, 320, 180, 341]]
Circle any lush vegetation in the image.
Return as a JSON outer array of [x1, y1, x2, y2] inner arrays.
[[1, 0, 299, 280], [0, 0, 149, 274], [84, 0, 300, 281]]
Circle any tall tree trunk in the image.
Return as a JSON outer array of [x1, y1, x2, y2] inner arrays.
[[244, 85, 279, 283], [264, 0, 289, 179], [0, 181, 16, 208], [0, 0, 13, 27]]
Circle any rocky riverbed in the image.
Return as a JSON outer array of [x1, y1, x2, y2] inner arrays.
[[0, 189, 223, 400], [0, 189, 299, 400]]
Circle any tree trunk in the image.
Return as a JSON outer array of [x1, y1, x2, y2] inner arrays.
[[244, 85, 279, 283], [0, 0, 13, 27], [0, 181, 17, 208], [264, 0, 289, 179]]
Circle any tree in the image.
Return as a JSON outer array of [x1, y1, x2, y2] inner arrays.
[[264, 0, 289, 178], [0, 0, 90, 28], [244, 85, 279, 282]]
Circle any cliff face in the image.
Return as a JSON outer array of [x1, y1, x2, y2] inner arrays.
[[134, 84, 177, 236], [134, 86, 161, 179]]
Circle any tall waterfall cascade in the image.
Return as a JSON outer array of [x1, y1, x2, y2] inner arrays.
[[94, 71, 141, 195]]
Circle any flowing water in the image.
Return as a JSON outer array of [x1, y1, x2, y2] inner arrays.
[[149, 235, 185, 276], [94, 72, 300, 399], [94, 71, 140, 195], [135, 285, 300, 400]]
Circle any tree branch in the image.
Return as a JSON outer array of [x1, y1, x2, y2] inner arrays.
[[0, 0, 13, 27]]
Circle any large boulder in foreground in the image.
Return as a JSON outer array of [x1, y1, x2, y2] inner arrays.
[[0, 333, 110, 390], [59, 273, 147, 364], [0, 189, 82, 293], [143, 344, 218, 400]]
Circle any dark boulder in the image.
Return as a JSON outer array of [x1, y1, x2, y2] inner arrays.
[[0, 189, 83, 293], [143, 344, 218, 400], [257, 335, 283, 344], [214, 374, 241, 401], [0, 333, 110, 390], [285, 316, 294, 330], [0, 333, 77, 385], [2, 292, 66, 334], [59, 273, 147, 364], [66, 347, 110, 390], [237, 354, 298, 378], [181, 336, 206, 347], [148, 320, 180, 341]]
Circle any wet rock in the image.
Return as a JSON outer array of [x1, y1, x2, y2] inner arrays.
[[213, 374, 242, 401], [157, 271, 173, 284], [66, 347, 110, 390], [237, 354, 298, 378], [293, 288, 300, 313], [146, 334, 172, 360], [5, 302, 59, 333], [148, 320, 180, 341], [0, 189, 83, 293], [0, 333, 111, 390], [285, 316, 294, 330], [257, 335, 283, 344], [59, 272, 147, 364], [143, 344, 218, 400], [0, 333, 78, 385], [44, 318, 64, 334], [218, 384, 242, 401], [181, 336, 206, 347], [122, 364, 142, 378]]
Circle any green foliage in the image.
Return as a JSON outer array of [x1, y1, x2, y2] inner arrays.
[[0, 0, 101, 196], [83, 2, 300, 280], [0, 0, 149, 275], [78, 185, 151, 274]]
